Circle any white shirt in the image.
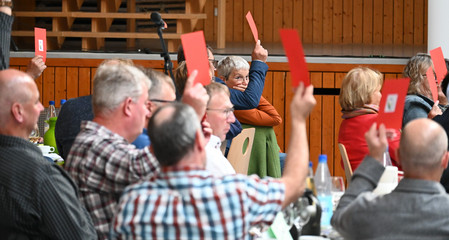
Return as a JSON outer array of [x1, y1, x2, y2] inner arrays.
[[205, 135, 236, 176]]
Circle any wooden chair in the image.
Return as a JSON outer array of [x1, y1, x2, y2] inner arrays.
[[227, 128, 255, 175], [338, 143, 353, 184]]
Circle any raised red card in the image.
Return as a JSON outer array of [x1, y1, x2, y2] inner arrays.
[[279, 29, 310, 87], [376, 78, 410, 130], [246, 11, 258, 43], [426, 67, 438, 102], [34, 27, 47, 62], [430, 47, 447, 84], [180, 31, 211, 86]]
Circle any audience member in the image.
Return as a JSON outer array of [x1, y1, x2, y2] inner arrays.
[[0, 0, 12, 70], [402, 54, 445, 127], [110, 82, 316, 239], [218, 55, 282, 177], [0, 69, 96, 239], [64, 63, 160, 239], [338, 67, 400, 171], [332, 119, 449, 239], [204, 82, 236, 176]]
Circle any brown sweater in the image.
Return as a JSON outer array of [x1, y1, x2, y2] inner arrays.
[[234, 96, 282, 127]]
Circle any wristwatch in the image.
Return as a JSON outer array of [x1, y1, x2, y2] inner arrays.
[[0, 0, 13, 8]]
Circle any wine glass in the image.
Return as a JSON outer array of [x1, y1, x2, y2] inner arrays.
[[283, 196, 311, 235], [331, 176, 345, 211], [29, 123, 40, 144]]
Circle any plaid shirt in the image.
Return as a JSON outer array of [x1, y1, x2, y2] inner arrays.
[[110, 166, 285, 240], [65, 121, 159, 239]]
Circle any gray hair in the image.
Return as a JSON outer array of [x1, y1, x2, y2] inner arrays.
[[216, 56, 250, 80], [139, 67, 175, 99], [404, 54, 433, 96], [148, 103, 200, 166], [92, 64, 151, 115]]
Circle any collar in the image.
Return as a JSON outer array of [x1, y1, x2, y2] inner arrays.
[[394, 178, 446, 195], [207, 135, 222, 149], [161, 165, 205, 173]]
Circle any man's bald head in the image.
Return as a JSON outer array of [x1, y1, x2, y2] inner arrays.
[[0, 69, 35, 119], [400, 118, 448, 175]]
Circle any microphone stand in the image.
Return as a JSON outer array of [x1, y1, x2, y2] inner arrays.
[[155, 24, 181, 100]]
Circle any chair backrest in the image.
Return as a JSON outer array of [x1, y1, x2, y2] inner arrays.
[[338, 143, 353, 183], [227, 128, 256, 175]]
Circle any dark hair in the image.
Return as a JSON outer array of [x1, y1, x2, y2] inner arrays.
[[177, 44, 214, 64], [148, 103, 200, 166]]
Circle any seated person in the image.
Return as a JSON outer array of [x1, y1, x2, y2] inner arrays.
[[338, 67, 400, 171], [332, 119, 449, 239], [217, 56, 282, 178], [111, 82, 316, 239], [0, 69, 96, 239]]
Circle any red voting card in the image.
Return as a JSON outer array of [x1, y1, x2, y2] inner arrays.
[[180, 31, 211, 86], [34, 27, 47, 62], [279, 29, 310, 87], [376, 78, 410, 130], [430, 47, 447, 84], [246, 11, 258, 43], [426, 67, 438, 102]]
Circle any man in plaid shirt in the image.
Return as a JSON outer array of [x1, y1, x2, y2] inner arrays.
[[111, 82, 316, 239]]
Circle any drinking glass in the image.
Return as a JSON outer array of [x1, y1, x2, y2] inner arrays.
[[29, 124, 40, 144], [331, 176, 345, 211], [283, 196, 311, 235]]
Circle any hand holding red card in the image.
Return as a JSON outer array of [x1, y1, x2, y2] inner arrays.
[[279, 29, 310, 87], [426, 67, 438, 102], [430, 47, 447, 84], [180, 31, 211, 86], [246, 11, 258, 43], [34, 27, 47, 62], [376, 78, 410, 130]]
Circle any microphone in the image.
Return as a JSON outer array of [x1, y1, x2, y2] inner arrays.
[[151, 12, 165, 28]]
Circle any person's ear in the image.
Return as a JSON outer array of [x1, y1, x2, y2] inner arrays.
[[195, 130, 205, 152], [441, 151, 449, 169], [11, 103, 24, 123], [123, 97, 133, 117]]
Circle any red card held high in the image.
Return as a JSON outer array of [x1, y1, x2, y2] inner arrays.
[[430, 47, 447, 84], [34, 27, 47, 62], [426, 67, 438, 102], [279, 29, 310, 87], [246, 11, 258, 43], [180, 31, 211, 86], [376, 78, 410, 130]]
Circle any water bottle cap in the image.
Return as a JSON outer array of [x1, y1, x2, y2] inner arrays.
[[309, 161, 313, 167], [60, 99, 66, 105], [318, 154, 327, 163], [49, 100, 55, 105]]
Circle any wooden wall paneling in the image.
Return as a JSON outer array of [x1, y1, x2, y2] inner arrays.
[[225, 0, 234, 43], [292, 0, 303, 35], [393, 0, 404, 44], [372, 0, 383, 44], [273, 72, 286, 152], [302, 0, 313, 43], [403, 0, 414, 45], [66, 67, 79, 100], [273, 0, 283, 42], [243, 0, 254, 42], [322, 0, 333, 44], [91, 68, 97, 91], [233, 0, 244, 42], [78, 67, 91, 97], [322, 72, 335, 174], [312, 0, 323, 44], [55, 67, 67, 107], [342, 0, 353, 43], [262, 72, 274, 103], [384, 73, 398, 81], [310, 72, 323, 168], [383, 0, 393, 44], [253, 0, 263, 43], [334, 72, 345, 178], [352, 0, 363, 44], [362, 0, 373, 44], [43, 67, 55, 107], [204, 0, 215, 42], [262, 0, 274, 42], [332, 0, 343, 44], [282, 0, 293, 29], [35, 73, 44, 104], [284, 72, 293, 154], [423, 0, 428, 46]]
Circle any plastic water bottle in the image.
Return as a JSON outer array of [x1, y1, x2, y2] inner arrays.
[[314, 154, 333, 230], [44, 101, 57, 133], [58, 99, 66, 116], [383, 145, 392, 167]]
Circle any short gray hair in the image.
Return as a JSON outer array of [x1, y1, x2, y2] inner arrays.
[[148, 103, 200, 166], [217, 56, 250, 80], [92, 64, 151, 115], [139, 67, 175, 99]]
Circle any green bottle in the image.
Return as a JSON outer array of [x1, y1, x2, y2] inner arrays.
[[44, 117, 58, 154]]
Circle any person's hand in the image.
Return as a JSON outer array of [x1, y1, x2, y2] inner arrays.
[[251, 40, 268, 62], [365, 123, 388, 163], [201, 119, 212, 143], [428, 100, 443, 119], [181, 70, 209, 119], [232, 83, 247, 92], [290, 83, 316, 122], [26, 56, 46, 79]]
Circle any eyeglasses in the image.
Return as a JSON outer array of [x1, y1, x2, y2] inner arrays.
[[150, 99, 177, 104], [208, 59, 218, 68], [206, 107, 234, 118]]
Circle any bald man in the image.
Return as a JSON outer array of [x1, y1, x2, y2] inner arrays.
[[0, 69, 96, 239], [332, 119, 449, 239]]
